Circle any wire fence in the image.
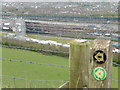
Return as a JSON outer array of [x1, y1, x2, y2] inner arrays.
[[2, 44, 69, 55], [1, 54, 120, 88], [112, 62, 120, 67], [1, 57, 120, 67], [1, 75, 119, 83], [1, 75, 67, 88], [1, 57, 120, 83], [112, 79, 120, 83], [0, 75, 67, 83], [1, 44, 120, 68], [1, 43, 120, 88], [1, 44, 120, 65], [0, 58, 68, 68], [0, 74, 120, 88]]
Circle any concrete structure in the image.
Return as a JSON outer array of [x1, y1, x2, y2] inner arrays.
[[14, 18, 26, 40]]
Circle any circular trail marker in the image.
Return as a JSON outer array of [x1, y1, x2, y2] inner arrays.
[[93, 67, 107, 80], [93, 50, 106, 64]]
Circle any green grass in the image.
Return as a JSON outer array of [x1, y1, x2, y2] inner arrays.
[[0, 31, 2, 37], [112, 66, 119, 88], [2, 47, 68, 65], [0, 31, 8, 37], [2, 47, 69, 88], [1, 47, 119, 88]]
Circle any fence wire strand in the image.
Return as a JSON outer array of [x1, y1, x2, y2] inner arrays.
[[1, 75, 67, 88], [0, 58, 68, 68], [1, 57, 120, 67], [2, 44, 69, 55], [0, 75, 67, 83], [0, 75, 119, 83], [112, 62, 120, 67]]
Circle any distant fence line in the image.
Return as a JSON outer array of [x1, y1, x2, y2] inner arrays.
[[1, 44, 69, 56], [112, 62, 120, 67], [112, 79, 120, 83], [1, 44, 120, 67], [1, 75, 67, 88], [0, 58, 68, 68], [0, 75, 67, 83], [0, 75, 119, 83], [2, 44, 119, 57], [1, 57, 120, 68]]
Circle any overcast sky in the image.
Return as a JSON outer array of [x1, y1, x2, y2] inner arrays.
[[2, 0, 120, 2]]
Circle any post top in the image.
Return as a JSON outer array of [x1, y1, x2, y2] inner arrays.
[[74, 39, 87, 43], [70, 39, 90, 46], [93, 39, 111, 49]]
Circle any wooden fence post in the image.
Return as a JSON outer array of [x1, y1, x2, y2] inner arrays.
[[69, 39, 90, 88], [89, 39, 113, 88], [58, 39, 113, 89]]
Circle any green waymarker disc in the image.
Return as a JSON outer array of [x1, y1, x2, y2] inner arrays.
[[93, 67, 107, 80]]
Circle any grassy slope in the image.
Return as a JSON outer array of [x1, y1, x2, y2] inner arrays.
[[1, 47, 119, 88], [2, 47, 69, 88], [112, 66, 118, 88]]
